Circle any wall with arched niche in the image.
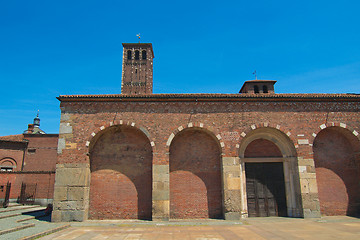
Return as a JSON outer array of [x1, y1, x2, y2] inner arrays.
[[169, 127, 223, 219], [88, 125, 153, 220], [313, 126, 360, 216]]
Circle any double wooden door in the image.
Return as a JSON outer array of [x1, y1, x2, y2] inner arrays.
[[245, 162, 287, 217]]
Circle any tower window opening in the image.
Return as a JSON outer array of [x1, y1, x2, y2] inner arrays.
[[142, 50, 147, 60], [127, 50, 132, 60], [263, 85, 268, 93], [135, 69, 138, 74], [254, 85, 259, 93], [135, 50, 140, 60]]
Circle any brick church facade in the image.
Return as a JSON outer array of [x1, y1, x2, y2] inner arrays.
[[52, 43, 360, 222]]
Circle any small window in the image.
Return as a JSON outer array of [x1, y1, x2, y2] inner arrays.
[[28, 149, 36, 153], [135, 50, 140, 60], [142, 50, 147, 60], [254, 85, 259, 93], [127, 50, 132, 60], [1, 167, 13, 172], [263, 85, 268, 93]]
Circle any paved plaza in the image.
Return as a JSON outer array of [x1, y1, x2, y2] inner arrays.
[[41, 216, 360, 240]]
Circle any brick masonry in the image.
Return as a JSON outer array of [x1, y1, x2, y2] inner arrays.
[[52, 97, 360, 221]]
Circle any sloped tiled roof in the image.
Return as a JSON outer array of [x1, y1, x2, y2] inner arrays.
[[57, 93, 360, 102], [0, 134, 26, 142]]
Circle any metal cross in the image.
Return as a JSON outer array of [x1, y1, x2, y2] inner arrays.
[[252, 70, 257, 80]]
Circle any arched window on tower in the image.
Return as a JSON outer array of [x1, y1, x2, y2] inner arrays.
[[142, 50, 147, 60], [127, 50, 132, 60], [135, 50, 140, 60], [263, 85, 268, 93], [254, 85, 259, 94]]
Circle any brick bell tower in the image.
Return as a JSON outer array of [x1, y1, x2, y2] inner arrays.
[[121, 43, 154, 94]]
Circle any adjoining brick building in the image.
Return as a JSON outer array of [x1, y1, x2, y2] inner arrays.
[[0, 114, 58, 206], [52, 43, 360, 222]]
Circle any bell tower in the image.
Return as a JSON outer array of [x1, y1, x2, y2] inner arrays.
[[121, 43, 154, 94]]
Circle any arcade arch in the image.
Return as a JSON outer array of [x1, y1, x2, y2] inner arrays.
[[88, 125, 153, 220], [239, 127, 301, 217], [313, 126, 360, 216], [169, 127, 223, 219]]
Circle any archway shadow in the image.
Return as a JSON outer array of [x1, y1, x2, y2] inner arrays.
[[169, 128, 223, 219], [89, 125, 153, 220], [314, 127, 360, 217]]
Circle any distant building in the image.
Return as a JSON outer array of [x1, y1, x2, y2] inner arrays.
[[0, 114, 58, 205], [49, 42, 360, 222]]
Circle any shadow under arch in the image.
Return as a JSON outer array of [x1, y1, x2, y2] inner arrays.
[[88, 125, 153, 220], [313, 126, 360, 217], [169, 127, 223, 219], [239, 127, 302, 218]]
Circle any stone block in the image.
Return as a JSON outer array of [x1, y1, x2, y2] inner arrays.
[[224, 212, 241, 220], [53, 186, 67, 201], [153, 181, 169, 191], [67, 187, 89, 201], [222, 157, 238, 166], [60, 210, 87, 222], [60, 113, 70, 121], [152, 190, 169, 201], [58, 201, 85, 211], [55, 167, 90, 187], [153, 165, 169, 174], [57, 138, 66, 154], [227, 177, 241, 190], [300, 179, 309, 194], [223, 190, 241, 212], [154, 173, 169, 182], [152, 200, 169, 220], [303, 209, 321, 218], [51, 210, 62, 222], [308, 178, 318, 193], [59, 123, 73, 134]]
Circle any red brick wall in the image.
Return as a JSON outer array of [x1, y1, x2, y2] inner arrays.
[[0, 141, 26, 171], [170, 129, 222, 219], [0, 172, 55, 200], [89, 125, 152, 219], [244, 139, 282, 157], [23, 135, 58, 172], [57, 99, 360, 218], [313, 127, 360, 216]]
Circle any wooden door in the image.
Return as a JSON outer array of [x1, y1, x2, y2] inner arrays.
[[246, 162, 287, 217]]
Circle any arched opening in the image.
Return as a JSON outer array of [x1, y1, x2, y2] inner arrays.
[[169, 128, 223, 219], [239, 127, 301, 218], [0, 158, 16, 172], [254, 85, 259, 93], [313, 127, 360, 216], [142, 50, 147, 60], [244, 139, 287, 217], [135, 50, 140, 60], [263, 85, 268, 93], [127, 50, 132, 60], [89, 125, 152, 220]]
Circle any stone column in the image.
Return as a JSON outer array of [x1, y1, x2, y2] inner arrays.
[[152, 164, 170, 221], [298, 157, 321, 218], [52, 163, 90, 222], [222, 157, 242, 220]]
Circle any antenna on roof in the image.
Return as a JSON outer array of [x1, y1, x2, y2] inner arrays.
[[252, 70, 257, 80], [136, 33, 141, 43]]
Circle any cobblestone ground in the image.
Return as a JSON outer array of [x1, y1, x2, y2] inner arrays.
[[41, 216, 360, 240]]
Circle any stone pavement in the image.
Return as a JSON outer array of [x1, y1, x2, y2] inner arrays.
[[40, 216, 360, 240]]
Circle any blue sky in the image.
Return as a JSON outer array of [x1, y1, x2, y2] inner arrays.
[[1, 1, 360, 135]]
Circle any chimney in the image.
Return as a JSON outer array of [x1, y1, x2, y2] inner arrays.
[[27, 124, 34, 134]]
